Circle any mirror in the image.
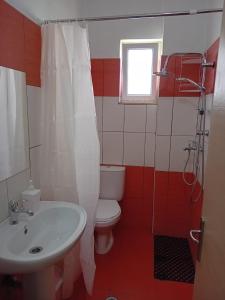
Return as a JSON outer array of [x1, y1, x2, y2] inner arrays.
[[0, 67, 29, 181]]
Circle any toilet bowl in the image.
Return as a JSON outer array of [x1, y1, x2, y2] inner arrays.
[[95, 166, 125, 255]]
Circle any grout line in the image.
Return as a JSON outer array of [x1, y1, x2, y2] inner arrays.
[[122, 104, 125, 165], [152, 99, 159, 234], [168, 96, 175, 172], [5, 168, 30, 181], [143, 105, 148, 167], [101, 96, 104, 163], [103, 130, 149, 134], [29, 144, 42, 149]]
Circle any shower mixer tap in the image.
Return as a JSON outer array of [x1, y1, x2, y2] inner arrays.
[[196, 130, 209, 136], [184, 141, 197, 152]]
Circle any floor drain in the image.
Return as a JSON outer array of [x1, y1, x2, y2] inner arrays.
[[29, 246, 43, 254], [105, 297, 118, 300]]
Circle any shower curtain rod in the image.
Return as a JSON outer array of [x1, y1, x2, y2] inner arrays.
[[43, 8, 223, 24]]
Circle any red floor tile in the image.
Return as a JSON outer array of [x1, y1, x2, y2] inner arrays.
[[73, 225, 194, 300]]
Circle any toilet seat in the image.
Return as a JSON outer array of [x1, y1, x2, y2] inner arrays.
[[96, 199, 121, 224]]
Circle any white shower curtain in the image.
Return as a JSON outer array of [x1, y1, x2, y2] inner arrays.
[[40, 23, 100, 297]]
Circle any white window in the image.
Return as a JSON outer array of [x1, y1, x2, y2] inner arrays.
[[120, 40, 162, 104]]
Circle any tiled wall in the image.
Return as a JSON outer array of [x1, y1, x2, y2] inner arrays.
[[0, 1, 41, 86], [0, 85, 42, 222], [96, 97, 156, 167], [93, 39, 219, 239], [0, 1, 41, 222]]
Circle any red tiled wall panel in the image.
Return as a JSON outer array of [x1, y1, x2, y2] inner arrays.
[[91, 58, 120, 97], [91, 55, 202, 98], [0, 1, 41, 87], [159, 55, 202, 97], [120, 166, 154, 230], [154, 171, 194, 238], [103, 59, 120, 96], [91, 59, 104, 96], [0, 1, 25, 71], [153, 171, 169, 235], [205, 38, 219, 94], [24, 18, 41, 86]]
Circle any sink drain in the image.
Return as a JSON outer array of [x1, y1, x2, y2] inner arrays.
[[105, 297, 118, 300], [29, 246, 43, 254]]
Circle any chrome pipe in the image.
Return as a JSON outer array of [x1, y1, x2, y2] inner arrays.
[[176, 77, 205, 91], [42, 8, 223, 24]]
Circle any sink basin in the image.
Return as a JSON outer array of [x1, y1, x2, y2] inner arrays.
[[0, 201, 87, 274]]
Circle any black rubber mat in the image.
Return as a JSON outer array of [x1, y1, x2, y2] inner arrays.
[[154, 235, 195, 283]]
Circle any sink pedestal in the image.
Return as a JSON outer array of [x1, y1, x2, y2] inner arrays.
[[23, 266, 55, 300]]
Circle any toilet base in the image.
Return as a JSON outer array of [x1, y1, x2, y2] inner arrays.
[[95, 228, 114, 255]]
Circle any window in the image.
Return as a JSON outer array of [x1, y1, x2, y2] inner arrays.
[[120, 39, 162, 104]]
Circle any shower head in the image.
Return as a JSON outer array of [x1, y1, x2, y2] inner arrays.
[[153, 69, 169, 77], [176, 77, 205, 91], [156, 52, 204, 79]]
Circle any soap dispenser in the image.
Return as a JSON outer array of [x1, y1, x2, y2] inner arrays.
[[22, 180, 41, 213]]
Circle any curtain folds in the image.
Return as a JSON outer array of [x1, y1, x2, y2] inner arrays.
[[40, 23, 100, 297]]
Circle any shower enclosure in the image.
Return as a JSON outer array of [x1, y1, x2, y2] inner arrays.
[[153, 52, 214, 274], [154, 52, 214, 203]]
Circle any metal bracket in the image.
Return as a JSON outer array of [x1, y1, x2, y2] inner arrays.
[[190, 218, 205, 262]]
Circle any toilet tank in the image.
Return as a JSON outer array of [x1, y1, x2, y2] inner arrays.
[[99, 166, 125, 201]]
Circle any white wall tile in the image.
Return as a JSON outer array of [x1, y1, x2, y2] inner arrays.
[[103, 132, 123, 165], [95, 97, 103, 132], [7, 169, 30, 203], [124, 105, 146, 133], [172, 97, 198, 135], [27, 86, 42, 147], [0, 180, 8, 222], [146, 105, 157, 133], [145, 133, 155, 167], [124, 133, 145, 166], [30, 146, 41, 188], [156, 98, 173, 135], [170, 135, 195, 172], [155, 135, 171, 171], [103, 97, 124, 131]]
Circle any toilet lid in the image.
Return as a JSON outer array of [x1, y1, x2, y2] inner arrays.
[[96, 200, 121, 222]]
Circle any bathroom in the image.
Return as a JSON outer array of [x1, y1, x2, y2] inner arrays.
[[0, 0, 225, 299]]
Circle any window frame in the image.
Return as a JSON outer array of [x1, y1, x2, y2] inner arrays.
[[120, 40, 162, 104]]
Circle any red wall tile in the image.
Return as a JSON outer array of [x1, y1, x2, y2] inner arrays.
[[91, 59, 104, 96], [103, 59, 120, 97], [174, 55, 201, 97], [124, 166, 144, 199], [159, 54, 202, 97], [24, 18, 41, 86], [0, 1, 25, 71], [205, 38, 219, 94], [166, 172, 193, 237], [120, 166, 154, 229], [0, 1, 41, 87], [154, 171, 195, 238], [153, 171, 169, 235]]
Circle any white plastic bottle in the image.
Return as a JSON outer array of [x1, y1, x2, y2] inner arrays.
[[22, 179, 41, 213]]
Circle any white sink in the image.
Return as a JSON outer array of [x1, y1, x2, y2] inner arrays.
[[0, 201, 87, 274]]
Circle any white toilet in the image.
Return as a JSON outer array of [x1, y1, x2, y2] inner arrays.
[[95, 165, 125, 254]]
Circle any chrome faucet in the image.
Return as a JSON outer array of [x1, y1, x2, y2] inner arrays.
[[8, 200, 34, 225]]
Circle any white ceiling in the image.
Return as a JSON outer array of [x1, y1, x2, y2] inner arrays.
[[5, 0, 224, 24], [5, 0, 82, 23]]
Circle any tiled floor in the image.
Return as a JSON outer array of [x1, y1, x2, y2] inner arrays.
[[72, 226, 194, 300]]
